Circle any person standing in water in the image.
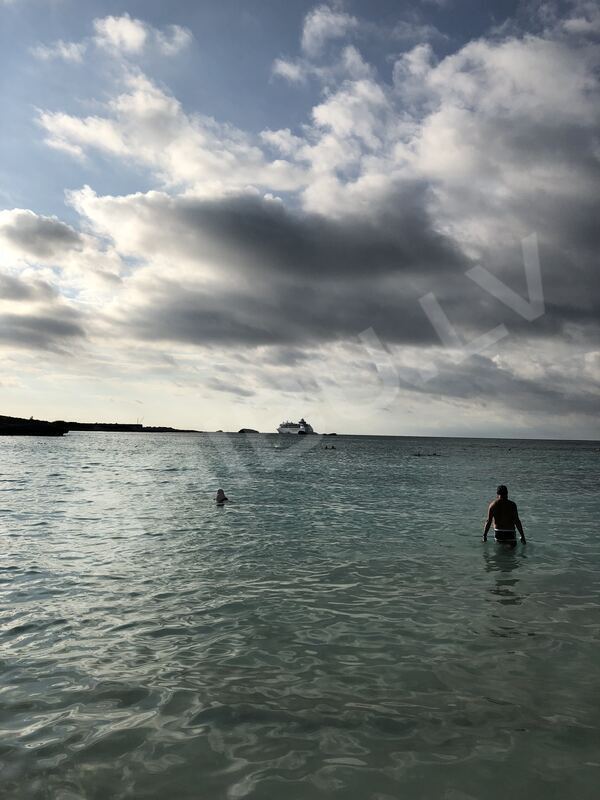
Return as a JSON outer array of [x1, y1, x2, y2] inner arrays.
[[215, 488, 229, 505], [482, 485, 526, 544]]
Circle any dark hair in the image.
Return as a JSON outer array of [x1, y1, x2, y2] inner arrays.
[[496, 484, 508, 498]]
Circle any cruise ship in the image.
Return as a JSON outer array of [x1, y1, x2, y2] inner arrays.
[[277, 418, 315, 435]]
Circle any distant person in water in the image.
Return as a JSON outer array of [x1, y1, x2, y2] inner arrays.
[[483, 485, 526, 545], [215, 488, 229, 505]]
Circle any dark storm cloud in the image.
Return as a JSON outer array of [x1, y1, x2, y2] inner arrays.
[[0, 310, 85, 351], [1, 210, 83, 259], [123, 184, 467, 280], [128, 275, 453, 348], [121, 190, 599, 352]]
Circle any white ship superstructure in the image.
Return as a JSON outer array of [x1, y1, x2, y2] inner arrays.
[[277, 418, 315, 434]]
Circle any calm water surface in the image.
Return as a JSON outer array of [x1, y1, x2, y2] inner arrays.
[[1, 433, 599, 799]]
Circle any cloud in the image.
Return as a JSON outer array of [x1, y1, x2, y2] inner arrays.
[[0, 269, 86, 352], [37, 109, 128, 160], [301, 4, 359, 56], [272, 44, 374, 86], [560, 2, 600, 35], [272, 58, 307, 84], [0, 209, 124, 299], [402, 353, 600, 418], [31, 13, 192, 70], [273, 4, 443, 85], [68, 184, 465, 277], [156, 24, 193, 56], [93, 14, 148, 54], [93, 13, 191, 57], [0, 271, 56, 302], [312, 78, 388, 149], [39, 6, 600, 359], [0, 209, 83, 259], [206, 377, 255, 398], [66, 184, 599, 363], [32, 40, 86, 62], [0, 310, 85, 351], [38, 74, 306, 194]]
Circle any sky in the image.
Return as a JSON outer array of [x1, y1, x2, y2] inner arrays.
[[0, 0, 598, 438]]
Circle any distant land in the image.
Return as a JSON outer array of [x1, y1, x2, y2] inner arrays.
[[0, 414, 341, 438], [0, 414, 200, 436]]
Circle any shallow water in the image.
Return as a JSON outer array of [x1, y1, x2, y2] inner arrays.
[[1, 432, 599, 799]]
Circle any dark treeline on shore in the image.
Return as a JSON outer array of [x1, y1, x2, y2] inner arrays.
[[0, 414, 200, 437]]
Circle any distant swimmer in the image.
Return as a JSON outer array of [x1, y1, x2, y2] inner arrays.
[[215, 488, 229, 505], [482, 485, 526, 545]]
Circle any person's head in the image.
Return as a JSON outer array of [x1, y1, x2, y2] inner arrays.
[[216, 488, 226, 501], [496, 484, 508, 499]]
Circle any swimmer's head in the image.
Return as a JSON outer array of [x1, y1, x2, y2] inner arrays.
[[496, 484, 508, 498], [216, 488, 226, 501]]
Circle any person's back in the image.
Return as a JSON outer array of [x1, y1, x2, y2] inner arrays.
[[483, 485, 526, 544], [490, 497, 519, 531]]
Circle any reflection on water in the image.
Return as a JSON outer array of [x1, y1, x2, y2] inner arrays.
[[483, 542, 525, 606]]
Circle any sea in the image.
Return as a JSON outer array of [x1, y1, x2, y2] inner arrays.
[[1, 432, 599, 800]]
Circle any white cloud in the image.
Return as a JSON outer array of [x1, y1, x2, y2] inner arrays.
[[312, 78, 389, 148], [339, 45, 374, 79], [38, 74, 307, 195], [92, 13, 192, 57], [156, 24, 193, 56], [38, 110, 127, 160], [301, 4, 359, 56], [32, 40, 86, 63], [93, 13, 148, 54], [260, 128, 304, 157], [561, 2, 600, 35], [31, 13, 192, 68], [272, 44, 373, 85], [272, 57, 307, 83], [274, 3, 443, 86]]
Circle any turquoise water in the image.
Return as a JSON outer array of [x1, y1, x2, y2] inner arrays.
[[1, 433, 599, 799]]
